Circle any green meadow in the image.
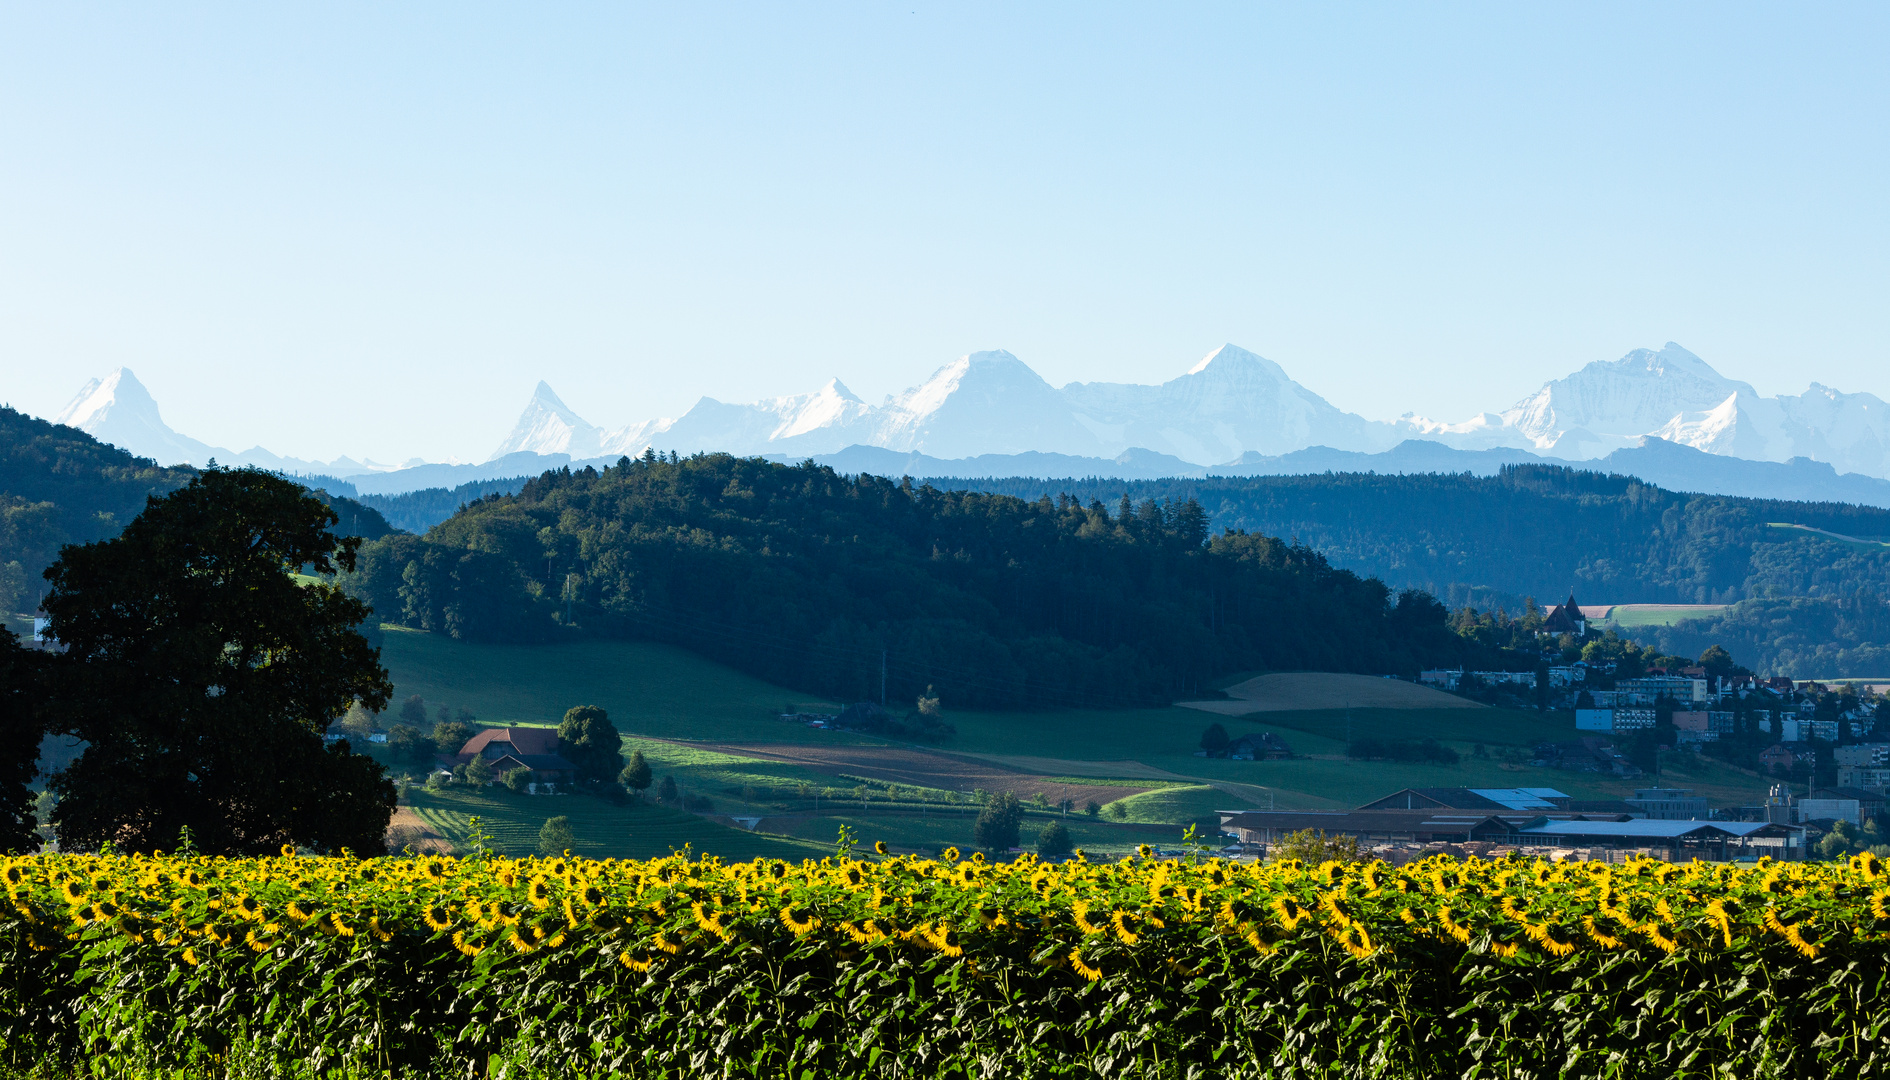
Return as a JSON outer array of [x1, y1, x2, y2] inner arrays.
[[370, 628, 1776, 858]]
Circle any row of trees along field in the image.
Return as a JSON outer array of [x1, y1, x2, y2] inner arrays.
[[340, 452, 1542, 709], [951, 465, 1890, 611]]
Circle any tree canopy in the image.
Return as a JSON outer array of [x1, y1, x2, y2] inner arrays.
[[557, 705, 624, 785], [343, 454, 1506, 709], [955, 465, 1890, 612], [41, 468, 396, 855]]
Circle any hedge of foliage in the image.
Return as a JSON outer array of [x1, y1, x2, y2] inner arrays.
[[2, 848, 1888, 1078]]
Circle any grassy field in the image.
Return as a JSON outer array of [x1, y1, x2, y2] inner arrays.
[[373, 629, 1780, 856], [401, 785, 829, 861], [379, 627, 850, 744], [1602, 604, 1728, 628]]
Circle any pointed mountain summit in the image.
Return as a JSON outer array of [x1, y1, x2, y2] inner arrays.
[[488, 381, 606, 461], [54, 367, 224, 466]]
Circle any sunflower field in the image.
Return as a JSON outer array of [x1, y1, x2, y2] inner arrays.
[[2, 845, 1888, 1078]]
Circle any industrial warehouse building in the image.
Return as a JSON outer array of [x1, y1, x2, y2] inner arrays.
[[1219, 786, 1807, 861]]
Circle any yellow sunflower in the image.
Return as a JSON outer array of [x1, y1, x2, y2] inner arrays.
[[1068, 948, 1104, 982], [779, 905, 821, 936]]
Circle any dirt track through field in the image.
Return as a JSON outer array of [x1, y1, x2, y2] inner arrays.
[[687, 742, 1154, 809], [1178, 671, 1481, 714]]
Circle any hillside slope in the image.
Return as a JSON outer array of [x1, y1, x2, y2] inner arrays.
[[952, 465, 1890, 611], [0, 406, 398, 616], [341, 454, 1517, 710]]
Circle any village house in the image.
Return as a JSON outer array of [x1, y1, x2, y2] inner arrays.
[[1758, 744, 1812, 774], [1538, 593, 1589, 637]]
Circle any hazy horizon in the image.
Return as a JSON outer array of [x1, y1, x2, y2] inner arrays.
[[4, 4, 1887, 464]]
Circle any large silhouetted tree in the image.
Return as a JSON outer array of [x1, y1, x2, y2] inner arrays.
[[0, 633, 49, 852], [41, 468, 395, 855]]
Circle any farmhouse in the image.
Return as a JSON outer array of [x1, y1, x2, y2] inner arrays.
[[1227, 732, 1294, 760], [446, 727, 577, 786]]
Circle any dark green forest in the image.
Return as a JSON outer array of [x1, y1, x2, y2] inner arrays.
[[0, 408, 395, 615], [949, 466, 1890, 610], [1635, 595, 1890, 678], [0, 407, 196, 615], [305, 475, 532, 534], [340, 453, 1516, 708]]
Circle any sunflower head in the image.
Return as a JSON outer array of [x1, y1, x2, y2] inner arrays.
[[874, 841, 888, 855], [942, 847, 961, 863], [1137, 845, 1153, 859], [1068, 948, 1103, 982], [779, 905, 821, 936], [1110, 910, 1141, 945], [1333, 921, 1375, 959]]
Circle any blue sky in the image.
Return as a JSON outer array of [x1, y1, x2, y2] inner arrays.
[[2, 3, 1886, 463]]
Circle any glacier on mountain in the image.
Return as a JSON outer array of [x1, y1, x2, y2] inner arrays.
[[492, 344, 1394, 465], [1398, 342, 1890, 474]]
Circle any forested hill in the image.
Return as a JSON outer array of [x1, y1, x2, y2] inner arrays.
[[946, 466, 1890, 611], [341, 454, 1520, 709], [0, 407, 396, 616]]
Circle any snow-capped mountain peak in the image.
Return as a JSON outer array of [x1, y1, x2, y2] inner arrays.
[[767, 377, 868, 440], [53, 367, 225, 467], [56, 367, 160, 432], [1186, 342, 1285, 379], [1062, 343, 1395, 463], [488, 381, 605, 460]]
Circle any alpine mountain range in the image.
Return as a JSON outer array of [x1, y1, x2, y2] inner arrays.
[[43, 342, 1890, 502]]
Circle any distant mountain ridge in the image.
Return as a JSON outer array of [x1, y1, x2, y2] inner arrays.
[[38, 340, 1890, 497], [491, 345, 1399, 465], [492, 341, 1890, 481]]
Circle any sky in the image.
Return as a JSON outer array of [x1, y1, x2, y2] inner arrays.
[[3, 3, 1887, 465]]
